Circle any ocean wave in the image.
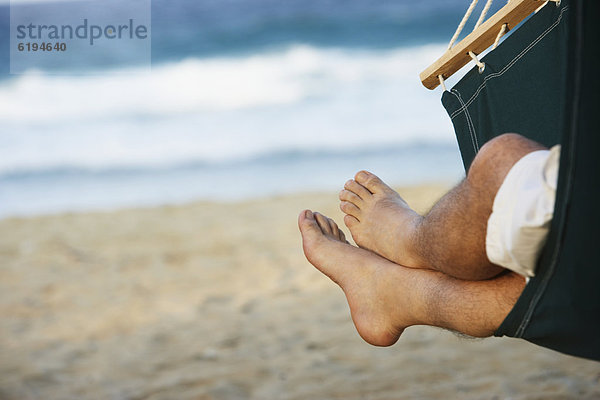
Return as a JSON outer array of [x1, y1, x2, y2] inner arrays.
[[0, 142, 459, 179], [0, 44, 448, 120], [0, 43, 455, 174]]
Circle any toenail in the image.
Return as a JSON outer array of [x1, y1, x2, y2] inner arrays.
[[357, 172, 368, 181]]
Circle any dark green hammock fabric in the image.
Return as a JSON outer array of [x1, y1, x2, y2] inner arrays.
[[442, 0, 600, 361]]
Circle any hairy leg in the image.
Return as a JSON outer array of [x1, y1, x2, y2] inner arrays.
[[340, 133, 547, 280], [298, 209, 526, 346]]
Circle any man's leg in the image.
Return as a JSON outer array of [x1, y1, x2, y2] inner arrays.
[[298, 210, 526, 346], [339, 133, 547, 280]]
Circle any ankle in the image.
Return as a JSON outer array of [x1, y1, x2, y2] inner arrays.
[[384, 264, 427, 328], [398, 213, 429, 269]]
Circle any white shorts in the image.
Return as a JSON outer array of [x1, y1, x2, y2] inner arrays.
[[486, 145, 561, 277]]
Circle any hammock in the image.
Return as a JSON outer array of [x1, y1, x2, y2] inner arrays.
[[422, 0, 600, 361]]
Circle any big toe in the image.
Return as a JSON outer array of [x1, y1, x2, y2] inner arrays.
[[298, 210, 322, 239], [298, 210, 337, 271], [299, 209, 333, 251], [355, 171, 392, 194]]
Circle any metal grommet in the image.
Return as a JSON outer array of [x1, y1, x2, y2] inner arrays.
[[478, 63, 486, 74]]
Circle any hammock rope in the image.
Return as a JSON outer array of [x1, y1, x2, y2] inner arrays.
[[493, 23, 509, 49], [447, 0, 480, 50], [438, 75, 447, 91], [469, 51, 486, 72], [439, 0, 512, 90], [474, 0, 495, 30]]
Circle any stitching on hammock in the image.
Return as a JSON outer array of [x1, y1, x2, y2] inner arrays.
[[450, 90, 477, 152], [451, 89, 479, 153], [449, 5, 569, 121], [455, 89, 480, 151]]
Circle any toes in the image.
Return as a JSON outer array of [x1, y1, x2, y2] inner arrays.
[[355, 171, 391, 194], [314, 212, 333, 235], [323, 215, 348, 243], [301, 211, 347, 243], [298, 210, 327, 245], [332, 223, 348, 243], [344, 179, 372, 199], [344, 214, 360, 229], [298, 210, 321, 233], [339, 189, 363, 207], [338, 229, 348, 243], [340, 201, 361, 218], [328, 217, 341, 239]]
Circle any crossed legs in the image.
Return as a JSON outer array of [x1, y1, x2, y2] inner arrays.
[[299, 134, 547, 345]]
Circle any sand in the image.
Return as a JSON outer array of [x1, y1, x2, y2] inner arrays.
[[0, 184, 599, 400]]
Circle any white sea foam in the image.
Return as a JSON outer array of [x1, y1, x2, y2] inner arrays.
[[0, 43, 454, 174]]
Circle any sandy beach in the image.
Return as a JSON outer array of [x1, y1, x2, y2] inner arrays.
[[0, 184, 599, 400]]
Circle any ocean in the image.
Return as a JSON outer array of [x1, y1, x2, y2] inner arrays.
[[0, 0, 504, 218]]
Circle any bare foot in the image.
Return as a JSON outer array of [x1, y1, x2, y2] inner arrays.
[[339, 171, 427, 269], [298, 210, 421, 346]]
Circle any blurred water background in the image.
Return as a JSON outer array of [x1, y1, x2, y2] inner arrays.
[[0, 0, 506, 218]]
